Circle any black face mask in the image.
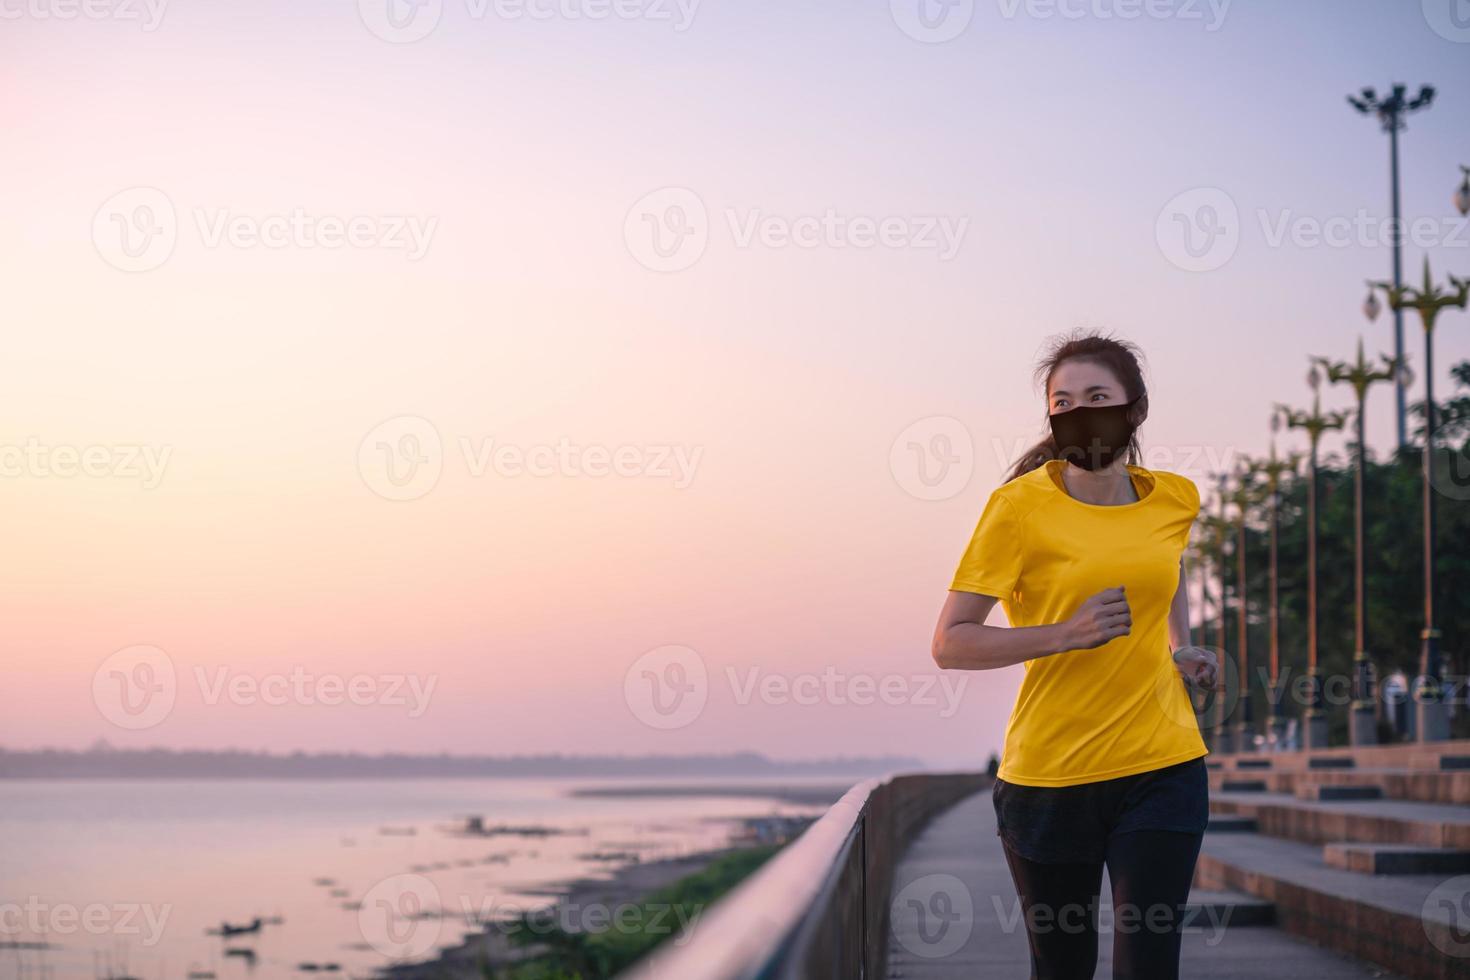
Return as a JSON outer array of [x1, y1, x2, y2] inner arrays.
[[1048, 399, 1139, 471]]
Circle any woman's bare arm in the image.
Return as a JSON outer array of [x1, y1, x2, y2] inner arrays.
[[932, 588, 1131, 671], [1168, 559, 1219, 691], [1168, 561, 1191, 651]]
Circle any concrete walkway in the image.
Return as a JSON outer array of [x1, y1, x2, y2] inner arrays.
[[884, 791, 1400, 979]]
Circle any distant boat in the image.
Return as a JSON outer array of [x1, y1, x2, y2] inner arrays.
[[215, 917, 263, 937]]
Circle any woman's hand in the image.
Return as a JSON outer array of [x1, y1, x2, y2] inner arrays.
[[1172, 645, 1218, 693], [1062, 587, 1132, 650]]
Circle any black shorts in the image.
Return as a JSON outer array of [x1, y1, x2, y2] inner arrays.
[[992, 756, 1209, 864]]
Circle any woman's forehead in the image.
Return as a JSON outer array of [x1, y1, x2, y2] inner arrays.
[[1048, 359, 1121, 395]]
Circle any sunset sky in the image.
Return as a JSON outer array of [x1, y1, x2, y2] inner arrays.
[[3, 0, 1468, 768]]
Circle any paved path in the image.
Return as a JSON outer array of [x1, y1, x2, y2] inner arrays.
[[884, 791, 1400, 979]]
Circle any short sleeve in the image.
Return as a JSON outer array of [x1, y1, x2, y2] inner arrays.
[[1173, 473, 1201, 519], [950, 492, 1024, 599]]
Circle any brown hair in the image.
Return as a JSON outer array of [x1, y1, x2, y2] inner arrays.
[[1004, 330, 1149, 483]]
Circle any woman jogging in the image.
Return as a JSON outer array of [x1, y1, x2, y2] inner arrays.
[[932, 332, 1220, 980]]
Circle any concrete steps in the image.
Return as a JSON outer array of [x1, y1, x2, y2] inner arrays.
[[1220, 778, 1269, 793], [1323, 842, 1470, 875], [1208, 814, 1259, 833], [1209, 766, 1470, 805], [1197, 829, 1470, 978], [1296, 784, 1385, 802], [1181, 888, 1275, 927], [1210, 791, 1470, 848]]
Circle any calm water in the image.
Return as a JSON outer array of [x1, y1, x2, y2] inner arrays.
[[0, 778, 833, 980]]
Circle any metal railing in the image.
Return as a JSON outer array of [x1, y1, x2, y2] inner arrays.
[[618, 771, 990, 980]]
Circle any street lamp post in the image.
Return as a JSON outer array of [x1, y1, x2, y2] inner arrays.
[[1208, 478, 1234, 754], [1230, 463, 1257, 753], [1374, 261, 1470, 742], [1260, 415, 1301, 750], [1278, 369, 1348, 750], [1317, 341, 1402, 746], [1348, 83, 1436, 454], [1188, 536, 1215, 745]]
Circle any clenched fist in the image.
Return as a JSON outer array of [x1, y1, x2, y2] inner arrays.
[[1172, 645, 1219, 693], [1063, 587, 1132, 650]]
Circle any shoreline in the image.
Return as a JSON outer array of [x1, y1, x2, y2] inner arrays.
[[385, 842, 760, 979], [388, 789, 836, 980], [567, 782, 852, 807]]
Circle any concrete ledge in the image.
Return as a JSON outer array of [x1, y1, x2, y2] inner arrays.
[[1181, 889, 1275, 928], [1208, 815, 1259, 833], [1296, 784, 1385, 802], [1323, 842, 1470, 876], [1221, 779, 1269, 793], [1210, 792, 1470, 847]]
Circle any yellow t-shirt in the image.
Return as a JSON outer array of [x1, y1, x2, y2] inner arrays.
[[950, 459, 1207, 787]]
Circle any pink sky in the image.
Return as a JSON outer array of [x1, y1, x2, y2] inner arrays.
[[2, 0, 1468, 768]]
